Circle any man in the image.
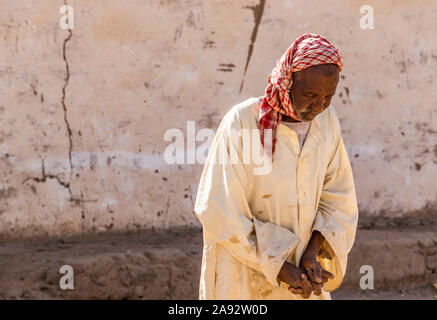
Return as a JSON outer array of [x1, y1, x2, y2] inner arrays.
[[194, 33, 358, 300]]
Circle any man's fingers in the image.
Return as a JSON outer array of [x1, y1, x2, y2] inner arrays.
[[301, 279, 314, 297], [305, 267, 315, 282], [290, 288, 303, 295], [300, 291, 312, 299], [322, 269, 335, 279], [321, 276, 329, 286], [300, 272, 313, 297], [313, 283, 322, 296], [288, 286, 304, 295], [314, 264, 323, 284], [295, 278, 314, 298]]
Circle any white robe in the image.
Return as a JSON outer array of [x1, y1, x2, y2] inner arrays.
[[194, 97, 359, 300]]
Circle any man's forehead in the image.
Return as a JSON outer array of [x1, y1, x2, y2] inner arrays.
[[293, 66, 339, 92]]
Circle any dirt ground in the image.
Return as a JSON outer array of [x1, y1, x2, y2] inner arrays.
[[0, 227, 202, 299], [0, 226, 436, 300]]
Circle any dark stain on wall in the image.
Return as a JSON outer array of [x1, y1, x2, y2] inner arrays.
[[239, 0, 266, 93], [0, 186, 17, 200], [203, 38, 215, 49], [376, 89, 383, 99], [217, 63, 235, 72]]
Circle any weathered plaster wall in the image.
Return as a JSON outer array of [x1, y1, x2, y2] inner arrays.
[[0, 0, 436, 238]]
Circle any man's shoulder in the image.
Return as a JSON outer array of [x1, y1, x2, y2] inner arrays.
[[217, 97, 259, 132]]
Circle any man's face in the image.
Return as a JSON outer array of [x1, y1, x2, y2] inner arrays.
[[288, 64, 340, 122]]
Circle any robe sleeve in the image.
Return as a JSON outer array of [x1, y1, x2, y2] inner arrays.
[[194, 128, 301, 288], [311, 135, 359, 292]]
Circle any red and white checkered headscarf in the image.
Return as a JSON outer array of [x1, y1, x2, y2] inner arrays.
[[259, 33, 343, 156]]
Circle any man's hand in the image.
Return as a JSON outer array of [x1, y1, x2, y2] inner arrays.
[[300, 230, 335, 295], [300, 251, 335, 296], [278, 261, 314, 298]]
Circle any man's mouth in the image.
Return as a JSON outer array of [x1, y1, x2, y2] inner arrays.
[[300, 111, 317, 119]]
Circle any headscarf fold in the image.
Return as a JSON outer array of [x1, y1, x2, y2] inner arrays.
[[258, 33, 343, 156]]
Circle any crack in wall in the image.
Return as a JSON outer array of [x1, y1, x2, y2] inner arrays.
[[22, 159, 98, 210], [164, 198, 170, 216], [239, 0, 266, 93], [62, 27, 74, 183], [22, 14, 98, 210], [400, 51, 411, 89], [20, 2, 77, 206], [22, 159, 71, 195], [59, 2, 97, 211]]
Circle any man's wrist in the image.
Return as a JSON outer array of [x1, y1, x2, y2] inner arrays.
[[304, 231, 325, 258], [302, 247, 318, 260]]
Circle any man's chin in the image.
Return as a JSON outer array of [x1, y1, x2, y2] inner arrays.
[[297, 115, 314, 122]]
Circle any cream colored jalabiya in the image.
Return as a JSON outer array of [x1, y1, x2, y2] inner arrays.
[[194, 97, 359, 300]]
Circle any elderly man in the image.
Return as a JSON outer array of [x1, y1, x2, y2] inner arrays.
[[194, 33, 358, 300]]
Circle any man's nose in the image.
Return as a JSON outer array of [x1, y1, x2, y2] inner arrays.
[[314, 97, 326, 111]]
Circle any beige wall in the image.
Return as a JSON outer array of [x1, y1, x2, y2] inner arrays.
[[0, 0, 436, 238]]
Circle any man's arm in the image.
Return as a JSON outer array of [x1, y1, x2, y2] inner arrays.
[[309, 134, 359, 292], [303, 230, 325, 257], [299, 231, 335, 295]]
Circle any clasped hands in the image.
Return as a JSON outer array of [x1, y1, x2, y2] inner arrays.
[[277, 231, 334, 298]]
